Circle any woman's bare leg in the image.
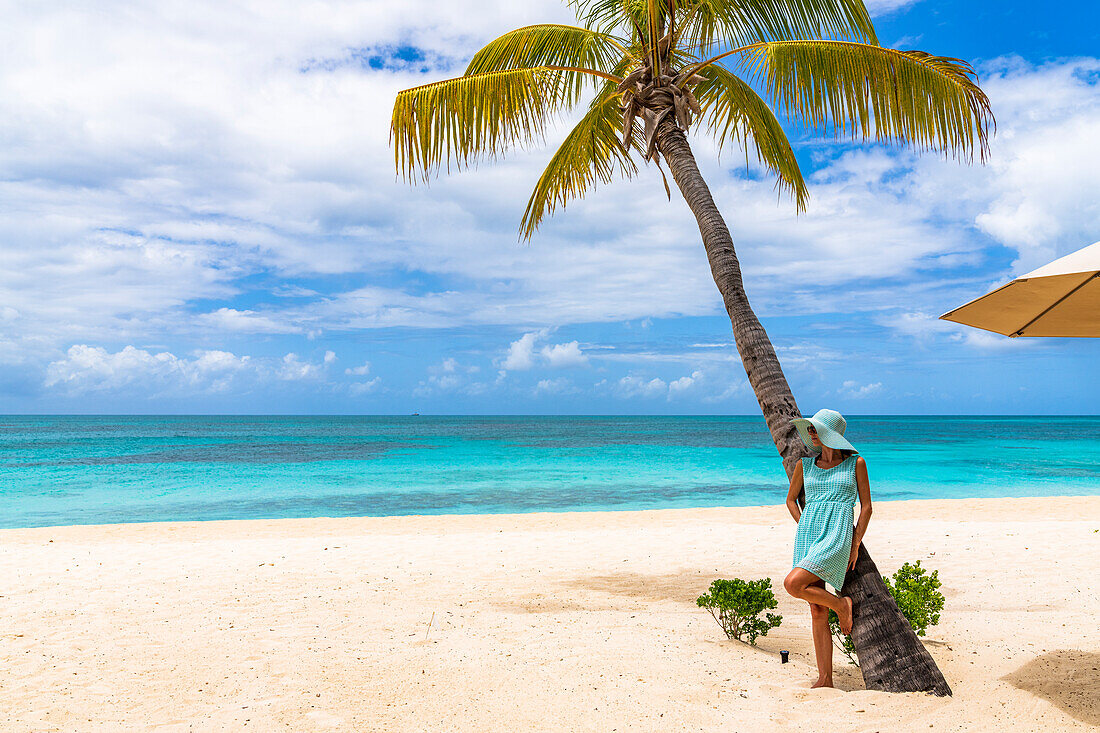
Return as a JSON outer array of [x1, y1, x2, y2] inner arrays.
[[809, 598, 834, 688], [784, 567, 853, 634]]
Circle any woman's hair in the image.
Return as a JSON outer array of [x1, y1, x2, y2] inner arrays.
[[832, 448, 859, 459]]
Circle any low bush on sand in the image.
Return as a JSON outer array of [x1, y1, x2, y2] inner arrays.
[[830, 560, 945, 665], [697, 578, 783, 644]]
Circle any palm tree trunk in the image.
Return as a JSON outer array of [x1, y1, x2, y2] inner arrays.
[[655, 119, 951, 696], [842, 545, 952, 695], [652, 122, 804, 478]]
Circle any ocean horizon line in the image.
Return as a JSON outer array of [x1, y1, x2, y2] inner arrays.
[[4, 412, 1099, 418]]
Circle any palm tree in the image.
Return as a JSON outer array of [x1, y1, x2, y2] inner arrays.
[[391, 0, 992, 695]]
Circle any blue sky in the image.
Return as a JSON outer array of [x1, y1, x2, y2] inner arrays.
[[1, 0, 1097, 415]]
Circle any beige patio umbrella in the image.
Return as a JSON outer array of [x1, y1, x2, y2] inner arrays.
[[939, 241, 1100, 337]]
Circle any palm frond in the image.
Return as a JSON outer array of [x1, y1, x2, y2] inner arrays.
[[574, 0, 876, 52], [735, 40, 994, 161], [678, 0, 876, 53], [693, 64, 807, 210], [572, 0, 653, 38], [392, 68, 573, 183], [521, 85, 639, 239], [465, 24, 630, 101]]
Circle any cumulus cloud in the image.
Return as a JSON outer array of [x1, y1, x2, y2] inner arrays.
[[668, 370, 703, 395], [534, 377, 575, 395], [616, 375, 670, 399], [277, 353, 326, 380], [540, 341, 589, 368], [501, 330, 589, 371], [839, 380, 883, 399], [613, 370, 707, 400], [969, 59, 1100, 272], [43, 343, 361, 397], [348, 377, 381, 395], [45, 345, 251, 394], [502, 332, 543, 371], [345, 361, 371, 376]]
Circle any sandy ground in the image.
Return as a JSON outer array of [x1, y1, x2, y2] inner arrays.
[[2, 496, 1099, 732]]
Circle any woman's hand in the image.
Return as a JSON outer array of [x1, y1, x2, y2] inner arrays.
[[848, 541, 860, 570]]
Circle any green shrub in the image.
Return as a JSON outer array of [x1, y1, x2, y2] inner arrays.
[[884, 561, 944, 636], [829, 560, 945, 666], [696, 578, 782, 645]]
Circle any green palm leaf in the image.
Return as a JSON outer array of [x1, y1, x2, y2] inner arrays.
[[466, 24, 630, 101], [392, 68, 575, 183], [572, 0, 653, 39], [680, 0, 876, 51], [693, 64, 807, 210], [521, 86, 640, 239], [735, 40, 994, 160], [574, 0, 876, 52]]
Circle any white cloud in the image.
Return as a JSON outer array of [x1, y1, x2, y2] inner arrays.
[[348, 377, 381, 395], [540, 341, 589, 368], [839, 380, 883, 398], [616, 375, 669, 399], [969, 58, 1100, 272], [668, 370, 703, 395], [345, 361, 371, 376], [501, 330, 589, 371], [612, 370, 708, 400], [876, 310, 1040, 350], [44, 344, 252, 394], [277, 352, 327, 380], [196, 308, 303, 335], [534, 377, 574, 395], [502, 331, 544, 371]]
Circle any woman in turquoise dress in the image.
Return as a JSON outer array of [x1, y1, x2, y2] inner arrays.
[[783, 408, 873, 689]]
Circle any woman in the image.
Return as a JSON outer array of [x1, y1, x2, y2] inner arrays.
[[783, 408, 872, 689]]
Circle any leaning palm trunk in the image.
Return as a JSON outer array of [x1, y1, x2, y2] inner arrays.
[[842, 545, 952, 694], [656, 118, 951, 696], [655, 119, 804, 476]]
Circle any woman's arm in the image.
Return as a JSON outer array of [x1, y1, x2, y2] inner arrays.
[[849, 456, 873, 569], [785, 460, 804, 523]]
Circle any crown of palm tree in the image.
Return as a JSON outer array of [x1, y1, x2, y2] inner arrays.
[[391, 0, 994, 240]]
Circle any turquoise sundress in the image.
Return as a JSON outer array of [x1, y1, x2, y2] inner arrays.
[[792, 454, 858, 592]]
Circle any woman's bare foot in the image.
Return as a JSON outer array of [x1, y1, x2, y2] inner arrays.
[[811, 677, 833, 689], [838, 596, 854, 635]]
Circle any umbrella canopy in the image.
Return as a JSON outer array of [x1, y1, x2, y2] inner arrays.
[[939, 241, 1100, 337]]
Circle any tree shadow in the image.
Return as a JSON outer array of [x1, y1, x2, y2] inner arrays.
[[565, 569, 718, 605], [1001, 649, 1100, 727], [490, 570, 716, 613]]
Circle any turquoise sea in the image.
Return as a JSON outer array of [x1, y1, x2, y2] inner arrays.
[[1, 415, 1097, 529]]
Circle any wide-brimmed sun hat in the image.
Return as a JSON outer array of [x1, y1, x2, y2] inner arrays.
[[791, 408, 857, 454]]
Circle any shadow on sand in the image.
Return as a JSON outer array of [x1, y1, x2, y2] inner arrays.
[[565, 570, 718, 605], [1002, 649, 1100, 726]]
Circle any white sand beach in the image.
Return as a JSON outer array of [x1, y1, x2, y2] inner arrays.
[[3, 496, 1099, 732]]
